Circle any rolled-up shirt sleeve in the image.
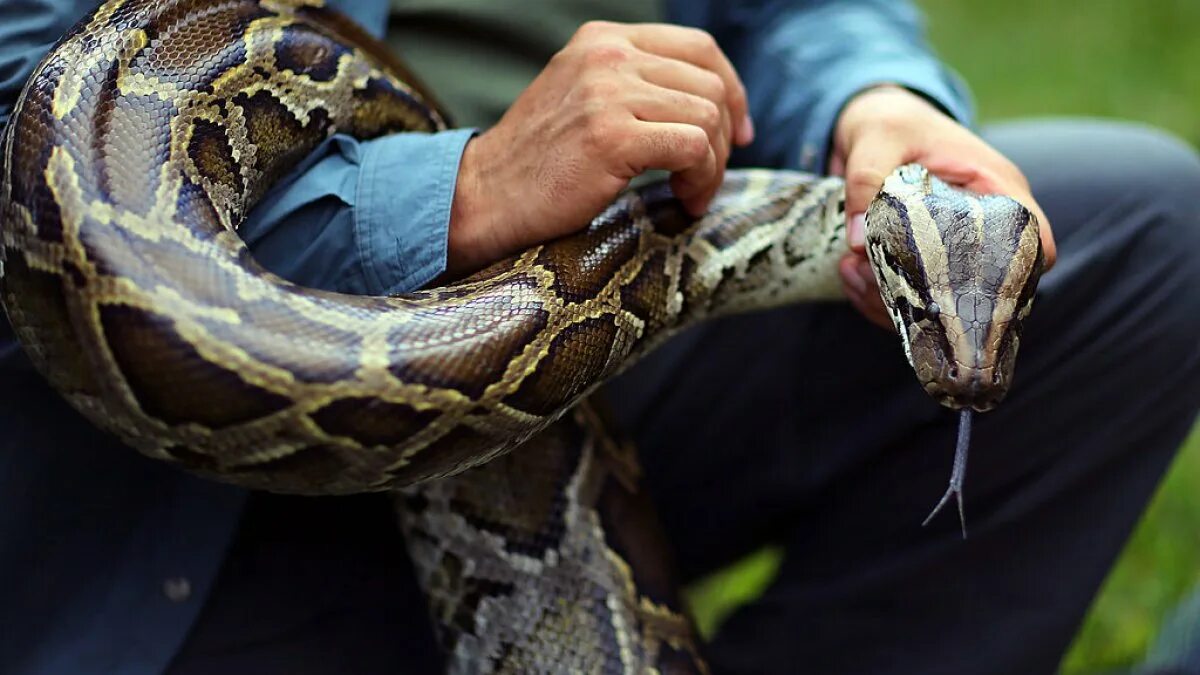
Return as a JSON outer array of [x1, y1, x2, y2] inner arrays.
[[241, 128, 475, 295], [221, 0, 469, 295], [685, 0, 974, 174]]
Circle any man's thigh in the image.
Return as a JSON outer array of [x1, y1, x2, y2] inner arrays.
[[604, 119, 1200, 674]]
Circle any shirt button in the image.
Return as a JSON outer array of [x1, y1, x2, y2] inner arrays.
[[162, 577, 192, 603]]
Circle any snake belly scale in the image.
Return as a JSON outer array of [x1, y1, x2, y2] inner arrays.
[[0, 0, 1042, 672]]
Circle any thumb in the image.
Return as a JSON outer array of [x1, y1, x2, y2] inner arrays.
[[841, 137, 908, 254]]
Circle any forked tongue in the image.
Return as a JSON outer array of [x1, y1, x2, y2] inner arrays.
[[922, 409, 972, 539]]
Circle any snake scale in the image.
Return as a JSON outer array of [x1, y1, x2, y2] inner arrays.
[[0, 0, 1043, 672]]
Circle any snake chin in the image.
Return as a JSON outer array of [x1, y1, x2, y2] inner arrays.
[[905, 325, 1013, 413], [926, 372, 1005, 413]]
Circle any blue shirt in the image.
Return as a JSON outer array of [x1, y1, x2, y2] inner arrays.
[[0, 1, 970, 672]]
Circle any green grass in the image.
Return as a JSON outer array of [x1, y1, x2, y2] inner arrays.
[[688, 3, 1200, 672], [920, 0, 1200, 140], [1062, 431, 1200, 673]]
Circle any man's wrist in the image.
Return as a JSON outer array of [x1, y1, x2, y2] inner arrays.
[[447, 136, 502, 275]]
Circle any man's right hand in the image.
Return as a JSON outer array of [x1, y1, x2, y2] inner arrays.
[[446, 21, 754, 275]]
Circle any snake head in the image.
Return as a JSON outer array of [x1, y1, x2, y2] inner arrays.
[[865, 164, 1043, 412]]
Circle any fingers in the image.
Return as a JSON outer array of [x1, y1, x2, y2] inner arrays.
[[841, 135, 910, 254], [995, 183, 1056, 270], [991, 170, 1057, 270], [620, 23, 753, 146], [625, 122, 720, 215], [469, 21, 754, 271], [827, 85, 1060, 330], [636, 57, 735, 202], [561, 21, 755, 215], [638, 55, 727, 107], [628, 84, 724, 139], [1032, 204, 1056, 269], [627, 84, 728, 212], [840, 121, 1057, 271], [619, 120, 714, 175], [840, 253, 895, 331]]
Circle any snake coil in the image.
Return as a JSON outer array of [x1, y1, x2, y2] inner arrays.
[[0, 1, 1041, 671]]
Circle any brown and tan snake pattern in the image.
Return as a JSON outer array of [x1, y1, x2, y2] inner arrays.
[[0, 1, 1043, 672]]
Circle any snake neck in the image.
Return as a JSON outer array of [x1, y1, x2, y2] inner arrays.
[[665, 170, 850, 324]]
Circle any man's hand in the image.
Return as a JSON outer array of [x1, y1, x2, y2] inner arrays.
[[830, 86, 1056, 328], [446, 21, 754, 275]]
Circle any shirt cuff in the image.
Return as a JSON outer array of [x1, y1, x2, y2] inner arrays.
[[354, 127, 476, 294], [796, 57, 974, 174]]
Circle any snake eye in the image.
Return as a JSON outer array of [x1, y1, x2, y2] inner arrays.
[[927, 302, 941, 320]]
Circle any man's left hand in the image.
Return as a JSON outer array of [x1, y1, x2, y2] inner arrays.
[[830, 85, 1056, 328]]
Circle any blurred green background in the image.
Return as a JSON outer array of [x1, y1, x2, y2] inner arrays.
[[687, 2, 1200, 672]]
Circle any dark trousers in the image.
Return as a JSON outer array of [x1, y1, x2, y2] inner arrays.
[[170, 120, 1200, 674], [605, 119, 1200, 675]]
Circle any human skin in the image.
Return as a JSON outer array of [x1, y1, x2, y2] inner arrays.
[[446, 21, 753, 276], [831, 85, 1055, 328], [446, 24, 1056, 330]]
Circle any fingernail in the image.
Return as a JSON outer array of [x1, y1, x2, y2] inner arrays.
[[738, 115, 755, 145], [848, 213, 866, 248]]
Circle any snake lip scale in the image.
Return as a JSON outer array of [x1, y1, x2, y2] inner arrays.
[[0, 0, 1042, 671]]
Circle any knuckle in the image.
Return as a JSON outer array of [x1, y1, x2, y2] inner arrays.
[[876, 112, 912, 135], [852, 105, 906, 136], [715, 139, 731, 164], [702, 71, 727, 102], [583, 114, 618, 152], [581, 42, 632, 68], [845, 167, 887, 196], [679, 127, 711, 162], [548, 46, 575, 70], [550, 41, 579, 64], [576, 20, 616, 40], [683, 27, 718, 52], [692, 97, 722, 131]]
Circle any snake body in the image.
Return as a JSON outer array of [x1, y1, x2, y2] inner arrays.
[[0, 1, 1042, 672]]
